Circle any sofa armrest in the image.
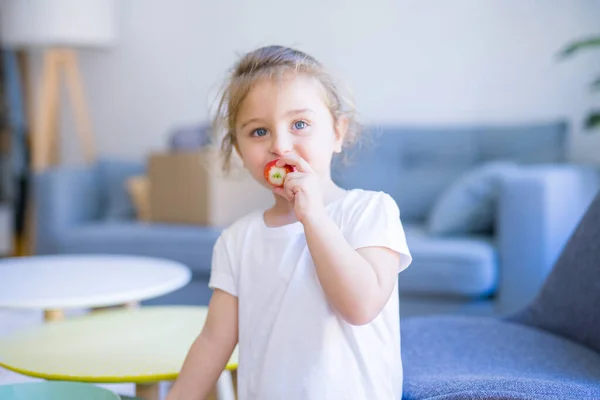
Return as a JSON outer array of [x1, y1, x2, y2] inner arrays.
[[496, 164, 599, 315], [33, 164, 102, 253]]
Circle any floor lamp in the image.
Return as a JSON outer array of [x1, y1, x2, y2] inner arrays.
[[0, 0, 118, 172], [0, 0, 118, 254]]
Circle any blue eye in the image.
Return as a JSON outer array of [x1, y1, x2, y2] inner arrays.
[[252, 128, 268, 137], [293, 121, 308, 130]]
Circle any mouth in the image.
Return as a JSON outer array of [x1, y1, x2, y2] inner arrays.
[[264, 159, 294, 187]]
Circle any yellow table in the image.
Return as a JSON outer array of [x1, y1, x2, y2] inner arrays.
[[0, 306, 238, 400]]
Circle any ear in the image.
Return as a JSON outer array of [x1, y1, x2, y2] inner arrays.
[[333, 115, 349, 153]]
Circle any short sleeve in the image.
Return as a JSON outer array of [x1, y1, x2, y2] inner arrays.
[[345, 192, 412, 273], [208, 235, 238, 296]]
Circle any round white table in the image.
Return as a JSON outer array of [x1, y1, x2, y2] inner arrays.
[[0, 254, 191, 321]]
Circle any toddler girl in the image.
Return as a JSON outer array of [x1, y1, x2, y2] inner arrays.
[[168, 45, 412, 400]]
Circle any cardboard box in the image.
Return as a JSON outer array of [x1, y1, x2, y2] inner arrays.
[[148, 149, 273, 227]]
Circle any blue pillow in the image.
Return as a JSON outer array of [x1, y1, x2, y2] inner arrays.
[[97, 159, 145, 221], [427, 161, 518, 235]]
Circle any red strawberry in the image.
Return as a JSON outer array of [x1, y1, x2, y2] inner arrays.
[[264, 159, 294, 187]]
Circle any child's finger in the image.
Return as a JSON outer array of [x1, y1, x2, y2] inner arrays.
[[277, 154, 313, 173], [272, 186, 289, 200], [273, 185, 295, 202], [284, 175, 304, 194]]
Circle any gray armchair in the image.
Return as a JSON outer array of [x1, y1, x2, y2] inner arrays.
[[401, 190, 600, 399]]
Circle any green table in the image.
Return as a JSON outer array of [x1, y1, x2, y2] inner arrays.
[[0, 306, 238, 400], [0, 381, 120, 399]]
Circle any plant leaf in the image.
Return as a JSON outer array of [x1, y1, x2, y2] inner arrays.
[[558, 36, 600, 59], [584, 111, 600, 131]]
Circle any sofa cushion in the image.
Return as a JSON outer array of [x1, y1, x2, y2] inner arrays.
[[97, 159, 145, 221], [400, 224, 497, 297], [401, 316, 600, 400], [333, 122, 567, 223], [57, 222, 221, 276], [427, 161, 518, 235]]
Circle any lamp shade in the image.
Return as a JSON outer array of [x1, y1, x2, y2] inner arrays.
[[0, 0, 117, 48]]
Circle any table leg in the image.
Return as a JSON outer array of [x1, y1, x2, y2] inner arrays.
[[125, 301, 140, 309], [133, 369, 235, 400], [44, 309, 65, 322], [136, 382, 160, 400], [231, 370, 238, 398], [215, 370, 236, 400], [92, 301, 140, 314]]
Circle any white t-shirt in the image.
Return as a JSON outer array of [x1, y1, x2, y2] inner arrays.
[[209, 189, 412, 400]]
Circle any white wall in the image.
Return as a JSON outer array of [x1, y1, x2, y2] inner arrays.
[[32, 0, 600, 164]]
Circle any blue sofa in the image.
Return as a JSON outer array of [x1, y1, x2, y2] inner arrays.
[[33, 121, 599, 317]]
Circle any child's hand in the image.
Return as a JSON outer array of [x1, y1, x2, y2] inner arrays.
[[272, 154, 327, 223]]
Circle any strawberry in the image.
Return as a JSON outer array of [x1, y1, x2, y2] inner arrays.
[[264, 159, 294, 187]]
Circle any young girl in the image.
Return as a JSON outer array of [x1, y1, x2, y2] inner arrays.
[[167, 45, 412, 400]]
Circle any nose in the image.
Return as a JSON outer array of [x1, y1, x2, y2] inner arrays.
[[269, 131, 293, 156]]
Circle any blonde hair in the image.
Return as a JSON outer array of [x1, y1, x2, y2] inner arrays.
[[211, 45, 362, 172]]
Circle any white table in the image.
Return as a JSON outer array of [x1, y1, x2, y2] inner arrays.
[[0, 254, 191, 321]]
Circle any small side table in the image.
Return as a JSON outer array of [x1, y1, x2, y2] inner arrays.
[[0, 381, 120, 399], [0, 254, 191, 321], [0, 306, 238, 400]]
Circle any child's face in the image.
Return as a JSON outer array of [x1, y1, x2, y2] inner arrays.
[[234, 73, 346, 189]]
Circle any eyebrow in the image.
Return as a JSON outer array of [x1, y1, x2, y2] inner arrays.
[[239, 108, 315, 130], [286, 108, 315, 117], [239, 118, 263, 131]]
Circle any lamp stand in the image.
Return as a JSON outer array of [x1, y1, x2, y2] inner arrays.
[[33, 48, 96, 172], [17, 48, 98, 256]]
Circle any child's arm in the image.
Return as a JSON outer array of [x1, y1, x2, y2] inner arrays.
[[272, 155, 404, 326], [303, 214, 401, 325], [166, 289, 238, 400]]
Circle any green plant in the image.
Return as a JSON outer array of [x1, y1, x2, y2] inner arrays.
[[558, 35, 600, 131]]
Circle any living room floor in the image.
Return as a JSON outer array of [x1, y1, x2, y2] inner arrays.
[[0, 308, 171, 398]]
